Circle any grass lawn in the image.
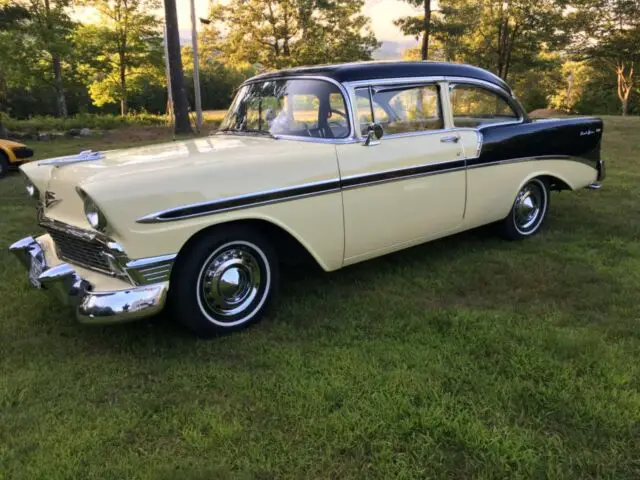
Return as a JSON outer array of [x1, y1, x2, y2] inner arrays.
[[1, 118, 640, 478]]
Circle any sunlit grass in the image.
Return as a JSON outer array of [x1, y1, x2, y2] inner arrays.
[[1, 117, 639, 478]]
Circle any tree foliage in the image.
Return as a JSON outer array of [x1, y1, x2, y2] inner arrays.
[[394, 0, 439, 60], [78, 0, 164, 115], [209, 0, 380, 70], [435, 0, 568, 82], [566, 0, 640, 115]]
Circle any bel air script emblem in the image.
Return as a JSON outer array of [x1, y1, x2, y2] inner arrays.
[[580, 129, 595, 136], [44, 191, 61, 209]]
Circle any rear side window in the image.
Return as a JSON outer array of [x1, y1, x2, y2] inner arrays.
[[355, 84, 443, 136], [450, 84, 519, 128]]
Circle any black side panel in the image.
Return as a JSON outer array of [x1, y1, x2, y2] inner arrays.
[[468, 117, 603, 168]]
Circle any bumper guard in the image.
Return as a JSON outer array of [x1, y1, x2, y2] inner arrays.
[[9, 236, 168, 324]]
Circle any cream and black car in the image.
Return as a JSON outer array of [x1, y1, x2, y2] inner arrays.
[[11, 61, 605, 337]]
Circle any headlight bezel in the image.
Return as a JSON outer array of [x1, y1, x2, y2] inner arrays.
[[77, 188, 108, 232]]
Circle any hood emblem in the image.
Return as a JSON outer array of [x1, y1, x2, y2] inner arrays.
[[38, 150, 104, 166], [44, 191, 61, 209]]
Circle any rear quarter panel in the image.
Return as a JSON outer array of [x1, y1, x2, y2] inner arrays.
[[463, 117, 602, 227]]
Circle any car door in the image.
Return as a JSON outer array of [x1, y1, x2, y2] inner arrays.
[[335, 82, 467, 264], [447, 82, 524, 227]]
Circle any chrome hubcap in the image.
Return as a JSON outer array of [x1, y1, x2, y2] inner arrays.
[[514, 182, 543, 230], [199, 247, 261, 319]]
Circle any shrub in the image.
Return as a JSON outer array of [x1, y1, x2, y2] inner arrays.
[[4, 113, 169, 134]]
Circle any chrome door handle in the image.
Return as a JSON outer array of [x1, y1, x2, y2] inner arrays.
[[440, 135, 460, 143]]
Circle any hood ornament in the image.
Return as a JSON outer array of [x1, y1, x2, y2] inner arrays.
[[38, 150, 104, 166]]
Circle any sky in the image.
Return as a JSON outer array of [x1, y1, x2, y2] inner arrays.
[[174, 0, 422, 57], [72, 0, 423, 59]]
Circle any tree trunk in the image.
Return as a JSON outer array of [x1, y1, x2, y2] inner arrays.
[[119, 51, 128, 116], [421, 0, 431, 61], [44, 0, 67, 118], [52, 53, 67, 117], [616, 62, 634, 117], [164, 0, 192, 134]]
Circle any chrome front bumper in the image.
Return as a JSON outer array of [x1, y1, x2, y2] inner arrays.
[[9, 236, 168, 325]]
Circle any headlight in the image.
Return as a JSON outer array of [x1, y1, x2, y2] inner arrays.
[[78, 189, 107, 231]]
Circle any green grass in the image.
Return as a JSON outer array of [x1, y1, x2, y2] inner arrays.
[[1, 117, 640, 478]]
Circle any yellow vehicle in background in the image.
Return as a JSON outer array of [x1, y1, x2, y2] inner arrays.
[[0, 139, 34, 178]]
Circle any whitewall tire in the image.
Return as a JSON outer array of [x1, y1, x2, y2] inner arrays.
[[499, 178, 550, 240], [170, 226, 279, 337]]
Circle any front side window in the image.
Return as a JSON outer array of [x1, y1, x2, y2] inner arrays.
[[220, 79, 349, 139], [355, 84, 443, 136], [450, 84, 519, 128]]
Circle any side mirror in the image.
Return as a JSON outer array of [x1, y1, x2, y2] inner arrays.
[[363, 123, 383, 147]]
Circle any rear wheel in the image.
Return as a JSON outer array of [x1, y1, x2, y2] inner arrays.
[[499, 178, 550, 240], [169, 226, 279, 337], [0, 152, 9, 179]]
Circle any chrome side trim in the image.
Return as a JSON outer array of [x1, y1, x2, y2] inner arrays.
[[126, 254, 177, 285], [136, 178, 341, 224], [342, 162, 467, 190], [466, 155, 573, 170], [135, 155, 594, 224]]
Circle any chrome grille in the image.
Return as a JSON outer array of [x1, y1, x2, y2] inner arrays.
[[45, 227, 112, 274]]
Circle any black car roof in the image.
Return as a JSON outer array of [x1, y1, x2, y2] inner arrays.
[[245, 61, 512, 94]]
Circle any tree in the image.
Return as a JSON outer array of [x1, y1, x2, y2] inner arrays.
[[394, 0, 434, 60], [0, 3, 30, 136], [11, 1, 74, 117], [181, 26, 255, 110], [210, 0, 379, 70], [567, 0, 640, 115], [164, 0, 191, 133], [436, 0, 568, 82], [81, 0, 163, 115]]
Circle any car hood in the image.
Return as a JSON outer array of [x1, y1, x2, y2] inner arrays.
[[21, 134, 338, 233]]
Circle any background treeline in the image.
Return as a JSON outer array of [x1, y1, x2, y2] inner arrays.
[[0, 0, 638, 125]]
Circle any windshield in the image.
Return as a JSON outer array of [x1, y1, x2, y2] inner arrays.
[[219, 79, 350, 139]]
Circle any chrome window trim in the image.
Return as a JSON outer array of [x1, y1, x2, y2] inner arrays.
[[236, 75, 359, 142], [447, 80, 525, 130], [446, 77, 526, 127], [344, 76, 447, 89], [271, 134, 359, 145], [350, 80, 450, 140]]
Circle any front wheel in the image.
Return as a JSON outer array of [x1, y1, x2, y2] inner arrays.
[[498, 178, 550, 240], [169, 226, 279, 337]]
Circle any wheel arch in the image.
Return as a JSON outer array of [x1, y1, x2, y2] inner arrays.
[[173, 217, 331, 274]]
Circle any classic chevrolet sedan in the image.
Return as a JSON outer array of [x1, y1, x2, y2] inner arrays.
[[10, 61, 605, 337]]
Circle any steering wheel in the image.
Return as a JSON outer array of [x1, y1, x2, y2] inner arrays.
[[329, 109, 347, 119]]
